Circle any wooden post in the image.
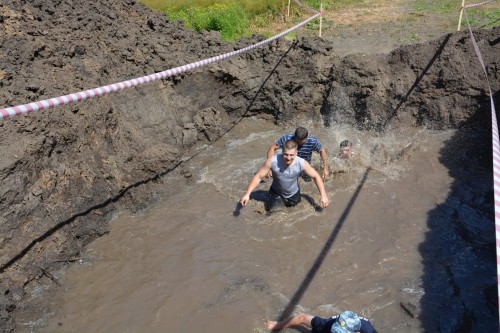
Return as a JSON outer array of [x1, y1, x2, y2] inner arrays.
[[319, 3, 323, 37], [457, 0, 465, 31], [287, 0, 291, 17]]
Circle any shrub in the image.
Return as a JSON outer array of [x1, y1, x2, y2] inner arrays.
[[166, 3, 249, 40]]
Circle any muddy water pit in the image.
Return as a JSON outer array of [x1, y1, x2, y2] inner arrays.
[[12, 116, 496, 332]]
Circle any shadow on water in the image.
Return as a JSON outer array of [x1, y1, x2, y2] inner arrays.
[[377, 28, 498, 331], [233, 190, 268, 216], [271, 31, 498, 331], [301, 193, 323, 212], [233, 202, 244, 217], [419, 95, 499, 331], [274, 167, 372, 323]]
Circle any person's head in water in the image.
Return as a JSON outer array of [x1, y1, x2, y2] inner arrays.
[[294, 127, 308, 146], [282, 140, 298, 166], [339, 140, 353, 159]]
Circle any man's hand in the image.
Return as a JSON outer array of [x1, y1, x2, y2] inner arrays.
[[267, 143, 280, 160], [240, 194, 250, 207], [322, 167, 330, 180], [320, 195, 329, 208]]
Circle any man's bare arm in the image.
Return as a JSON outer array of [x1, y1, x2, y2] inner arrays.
[[304, 161, 329, 208], [265, 313, 314, 331], [267, 143, 280, 160], [320, 147, 329, 179], [240, 159, 272, 206]]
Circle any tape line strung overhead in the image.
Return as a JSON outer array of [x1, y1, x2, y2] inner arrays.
[[293, 0, 319, 14], [463, 9, 499, 325], [463, 0, 496, 9], [0, 8, 320, 120]]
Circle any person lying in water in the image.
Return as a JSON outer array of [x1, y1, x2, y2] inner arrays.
[[240, 139, 329, 212], [265, 310, 377, 333]]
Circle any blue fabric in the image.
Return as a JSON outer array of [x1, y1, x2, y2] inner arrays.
[[331, 311, 361, 333], [311, 315, 376, 333], [275, 133, 322, 163]]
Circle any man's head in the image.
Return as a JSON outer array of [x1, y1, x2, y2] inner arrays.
[[294, 127, 308, 146], [339, 140, 353, 159], [331, 311, 361, 333], [282, 140, 298, 166]]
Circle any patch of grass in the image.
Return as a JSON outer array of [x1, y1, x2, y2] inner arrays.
[[465, 7, 500, 28], [139, 0, 341, 40], [168, 3, 249, 40], [306, 16, 332, 30], [141, 0, 287, 15], [322, 0, 366, 11], [414, 0, 456, 14], [285, 30, 298, 40], [58, 129, 77, 143], [141, 0, 292, 40], [252, 11, 274, 28], [409, 32, 422, 42], [149, 1, 289, 39]]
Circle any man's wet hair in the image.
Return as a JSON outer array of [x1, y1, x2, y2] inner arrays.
[[284, 139, 298, 150], [294, 127, 308, 140], [340, 140, 352, 148]]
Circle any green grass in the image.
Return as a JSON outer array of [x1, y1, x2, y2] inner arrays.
[[413, 0, 500, 29], [142, 0, 289, 18], [141, 0, 291, 40], [139, 0, 499, 41], [168, 3, 249, 40], [139, 0, 349, 40], [414, 0, 456, 14], [138, 0, 367, 40], [316, 0, 366, 11], [465, 8, 500, 28], [306, 16, 332, 30]]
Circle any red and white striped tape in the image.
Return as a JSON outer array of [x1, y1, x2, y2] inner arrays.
[[293, 0, 319, 14], [0, 11, 320, 120], [464, 10, 500, 324], [463, 0, 496, 9]]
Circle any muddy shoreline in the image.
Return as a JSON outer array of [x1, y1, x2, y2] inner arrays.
[[0, 0, 499, 331]]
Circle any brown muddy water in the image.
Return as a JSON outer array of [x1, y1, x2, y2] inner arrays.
[[14, 117, 495, 332]]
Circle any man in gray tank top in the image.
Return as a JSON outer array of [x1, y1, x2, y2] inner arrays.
[[240, 140, 329, 212]]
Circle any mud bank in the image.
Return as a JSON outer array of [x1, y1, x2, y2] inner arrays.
[[0, 0, 499, 331]]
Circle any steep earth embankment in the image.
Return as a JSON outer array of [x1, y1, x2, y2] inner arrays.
[[0, 0, 498, 331]]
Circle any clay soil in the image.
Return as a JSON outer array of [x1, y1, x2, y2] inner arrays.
[[0, 0, 499, 331]]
